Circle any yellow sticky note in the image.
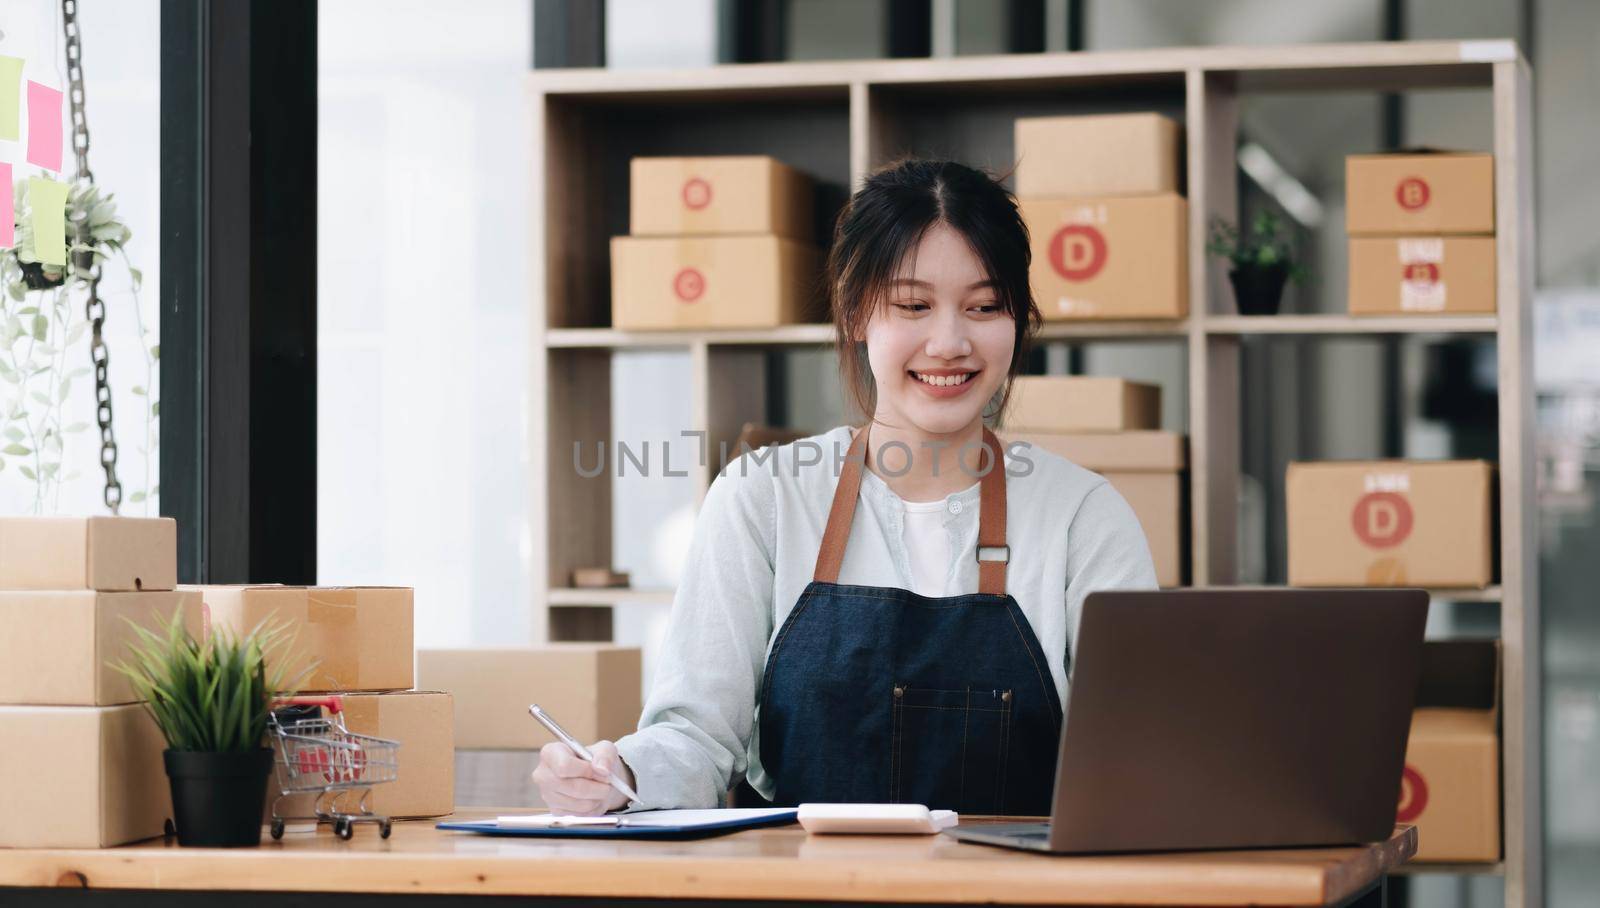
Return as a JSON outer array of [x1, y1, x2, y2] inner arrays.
[[27, 177, 68, 267], [0, 56, 22, 141]]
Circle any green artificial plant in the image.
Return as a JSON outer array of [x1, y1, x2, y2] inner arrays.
[[1206, 210, 1308, 284], [113, 609, 309, 753]]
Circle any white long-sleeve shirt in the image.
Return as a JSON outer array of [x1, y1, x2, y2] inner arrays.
[[614, 425, 1158, 809]]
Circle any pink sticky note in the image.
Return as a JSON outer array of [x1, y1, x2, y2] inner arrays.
[[0, 163, 12, 248], [26, 81, 64, 172]]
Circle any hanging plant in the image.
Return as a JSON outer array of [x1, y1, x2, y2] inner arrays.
[[0, 180, 153, 514], [5, 180, 131, 292]]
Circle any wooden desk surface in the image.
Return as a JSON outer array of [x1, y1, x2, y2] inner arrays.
[[0, 811, 1416, 906]]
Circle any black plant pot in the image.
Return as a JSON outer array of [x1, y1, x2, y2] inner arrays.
[[1228, 263, 1290, 316], [18, 260, 65, 290], [164, 749, 274, 847]]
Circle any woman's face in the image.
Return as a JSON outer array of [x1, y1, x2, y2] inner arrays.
[[862, 221, 1016, 438]]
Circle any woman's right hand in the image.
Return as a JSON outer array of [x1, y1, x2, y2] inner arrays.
[[531, 739, 634, 815]]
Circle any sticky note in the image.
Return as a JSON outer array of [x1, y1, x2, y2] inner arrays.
[[27, 176, 67, 266], [0, 163, 12, 249], [0, 56, 22, 141], [26, 81, 64, 172]]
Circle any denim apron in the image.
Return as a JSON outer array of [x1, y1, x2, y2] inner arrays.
[[757, 425, 1063, 815]]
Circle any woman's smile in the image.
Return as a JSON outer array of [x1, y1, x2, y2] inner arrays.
[[908, 368, 981, 398]]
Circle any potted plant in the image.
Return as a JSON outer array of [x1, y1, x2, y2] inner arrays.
[[1206, 211, 1307, 316], [114, 609, 304, 847]]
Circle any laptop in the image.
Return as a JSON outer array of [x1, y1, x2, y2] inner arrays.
[[945, 588, 1429, 854]]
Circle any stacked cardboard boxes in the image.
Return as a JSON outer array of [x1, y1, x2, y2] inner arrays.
[[190, 585, 454, 819], [1285, 461, 1495, 588], [417, 646, 642, 807], [611, 156, 822, 330], [1014, 113, 1188, 320], [1346, 152, 1496, 315], [1002, 377, 1188, 587], [0, 517, 188, 847]]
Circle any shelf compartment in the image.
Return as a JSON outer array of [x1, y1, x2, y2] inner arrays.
[[539, 90, 852, 331], [865, 77, 1186, 187]]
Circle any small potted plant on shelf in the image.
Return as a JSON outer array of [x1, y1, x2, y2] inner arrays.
[[114, 610, 306, 847], [1206, 211, 1307, 316]]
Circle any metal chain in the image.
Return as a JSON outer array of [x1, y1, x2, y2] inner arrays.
[[61, 0, 120, 513]]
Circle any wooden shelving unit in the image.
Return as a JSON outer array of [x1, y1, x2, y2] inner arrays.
[[528, 41, 1539, 906]]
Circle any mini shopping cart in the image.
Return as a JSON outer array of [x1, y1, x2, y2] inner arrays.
[[266, 696, 400, 840]]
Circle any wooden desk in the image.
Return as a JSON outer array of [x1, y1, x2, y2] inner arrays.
[[0, 811, 1415, 907]]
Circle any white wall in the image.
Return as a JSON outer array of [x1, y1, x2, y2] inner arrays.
[[317, 0, 531, 646]]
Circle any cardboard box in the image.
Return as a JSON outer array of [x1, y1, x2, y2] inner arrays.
[[1348, 236, 1497, 315], [416, 646, 642, 750], [1104, 472, 1184, 588], [1003, 377, 1162, 433], [611, 235, 821, 330], [1020, 194, 1188, 320], [1003, 430, 1186, 472], [268, 691, 454, 821], [1346, 152, 1494, 236], [0, 590, 201, 706], [189, 586, 414, 692], [0, 704, 172, 847], [1286, 461, 1494, 588], [1014, 113, 1181, 199], [0, 516, 176, 591], [1400, 640, 1500, 862], [343, 691, 453, 818], [630, 156, 813, 240], [1005, 431, 1188, 587]]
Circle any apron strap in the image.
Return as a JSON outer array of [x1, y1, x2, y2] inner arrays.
[[975, 427, 1008, 596], [813, 425, 1009, 596], [811, 426, 870, 587]]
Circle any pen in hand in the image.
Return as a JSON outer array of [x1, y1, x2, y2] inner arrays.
[[529, 703, 641, 807]]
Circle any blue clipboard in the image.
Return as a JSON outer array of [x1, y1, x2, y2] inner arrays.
[[437, 808, 799, 840]]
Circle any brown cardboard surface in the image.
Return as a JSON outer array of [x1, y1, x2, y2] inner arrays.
[[1003, 430, 1186, 472], [630, 156, 813, 240], [1286, 461, 1494, 588], [0, 704, 172, 847], [1003, 377, 1162, 433], [189, 586, 414, 692], [1346, 153, 1494, 236], [336, 691, 454, 819], [1400, 640, 1501, 862], [1103, 471, 1184, 588], [416, 646, 642, 750], [0, 590, 201, 706], [1014, 113, 1182, 199], [0, 516, 176, 591], [611, 235, 822, 330], [1020, 194, 1188, 319], [1348, 236, 1497, 315]]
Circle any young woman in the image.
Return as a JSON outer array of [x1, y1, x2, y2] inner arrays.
[[533, 159, 1157, 815]]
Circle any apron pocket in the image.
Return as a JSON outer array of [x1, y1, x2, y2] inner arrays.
[[890, 684, 1013, 814]]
